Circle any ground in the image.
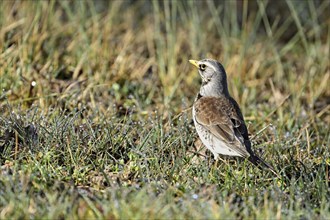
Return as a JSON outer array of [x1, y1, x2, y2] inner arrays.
[[0, 1, 329, 219]]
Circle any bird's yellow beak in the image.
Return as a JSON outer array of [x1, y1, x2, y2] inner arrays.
[[189, 60, 199, 68]]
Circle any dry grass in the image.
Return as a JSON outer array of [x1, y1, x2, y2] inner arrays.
[[0, 1, 329, 219]]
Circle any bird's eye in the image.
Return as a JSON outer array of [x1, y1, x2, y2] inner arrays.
[[199, 64, 206, 70]]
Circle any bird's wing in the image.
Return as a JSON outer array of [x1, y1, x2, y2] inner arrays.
[[194, 96, 250, 157]]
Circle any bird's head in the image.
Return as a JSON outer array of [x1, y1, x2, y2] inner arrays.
[[189, 59, 229, 97]]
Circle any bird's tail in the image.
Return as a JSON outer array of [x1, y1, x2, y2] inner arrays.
[[248, 154, 280, 178]]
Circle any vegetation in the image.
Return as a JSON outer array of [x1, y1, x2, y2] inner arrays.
[[0, 0, 329, 219]]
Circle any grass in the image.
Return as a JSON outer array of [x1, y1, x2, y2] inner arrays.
[[0, 0, 329, 219]]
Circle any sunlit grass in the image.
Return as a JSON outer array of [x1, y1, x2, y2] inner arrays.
[[0, 0, 329, 219]]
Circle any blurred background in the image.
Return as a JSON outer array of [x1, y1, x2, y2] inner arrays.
[[1, 0, 329, 114]]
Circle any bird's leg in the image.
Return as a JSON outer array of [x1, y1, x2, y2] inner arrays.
[[214, 159, 219, 168], [213, 153, 219, 167]]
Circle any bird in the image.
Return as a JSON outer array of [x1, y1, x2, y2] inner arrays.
[[189, 58, 278, 176]]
